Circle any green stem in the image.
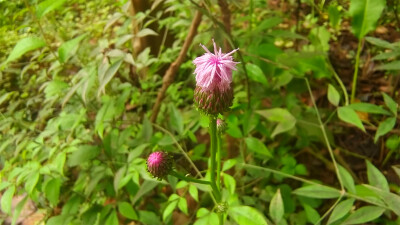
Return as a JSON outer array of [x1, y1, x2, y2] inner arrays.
[[351, 39, 363, 103], [216, 133, 222, 190], [170, 171, 211, 185], [210, 117, 221, 201]]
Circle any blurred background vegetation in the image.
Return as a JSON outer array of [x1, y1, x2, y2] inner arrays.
[[1, 0, 400, 224]]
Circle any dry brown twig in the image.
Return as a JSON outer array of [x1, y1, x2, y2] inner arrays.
[[150, 11, 202, 123]]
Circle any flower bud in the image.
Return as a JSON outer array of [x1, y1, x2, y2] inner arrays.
[[194, 86, 233, 115], [146, 151, 173, 179], [217, 118, 227, 134]]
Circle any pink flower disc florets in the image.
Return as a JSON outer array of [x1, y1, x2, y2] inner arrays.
[[147, 151, 173, 179]]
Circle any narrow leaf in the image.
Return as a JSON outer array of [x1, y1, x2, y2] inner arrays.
[[293, 185, 341, 199], [338, 106, 365, 132], [1, 186, 15, 214], [343, 206, 385, 225], [6, 37, 46, 63], [382, 93, 398, 115], [228, 206, 268, 225], [374, 117, 396, 143], [97, 58, 123, 97], [269, 189, 284, 224], [366, 160, 389, 191], [327, 198, 355, 225], [328, 84, 340, 106], [58, 34, 87, 63], [36, 0, 67, 18]]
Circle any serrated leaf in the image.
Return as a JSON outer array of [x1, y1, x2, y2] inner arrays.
[[349, 0, 386, 39], [1, 186, 15, 214], [118, 202, 138, 220], [327, 198, 355, 225], [343, 206, 385, 225], [269, 189, 284, 224], [6, 37, 46, 63], [366, 160, 389, 191], [374, 117, 396, 143], [382, 93, 398, 115], [228, 206, 268, 225], [338, 106, 365, 132], [58, 34, 87, 63], [246, 63, 268, 85], [36, 0, 67, 18], [328, 84, 340, 106], [293, 185, 341, 199]]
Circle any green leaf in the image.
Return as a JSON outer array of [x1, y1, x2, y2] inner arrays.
[[328, 84, 340, 106], [1, 186, 15, 214], [327, 198, 355, 225], [222, 158, 237, 171], [6, 37, 46, 63], [348, 103, 391, 115], [304, 204, 320, 224], [382, 93, 398, 115], [223, 173, 236, 194], [366, 160, 389, 191], [36, 0, 67, 18], [376, 60, 400, 70], [11, 195, 28, 225], [97, 59, 123, 97], [343, 206, 385, 225], [45, 178, 62, 206], [338, 165, 356, 193], [338, 106, 365, 132], [245, 137, 272, 158], [228, 206, 268, 225], [293, 185, 341, 199], [269, 189, 284, 224], [169, 104, 184, 135], [374, 117, 396, 142], [58, 34, 87, 63], [118, 202, 138, 220], [138, 210, 162, 225], [178, 197, 188, 215], [189, 185, 199, 202], [163, 201, 177, 221], [46, 215, 70, 225], [105, 210, 119, 225], [349, 0, 386, 39], [136, 28, 158, 37], [68, 145, 100, 167], [365, 36, 395, 49], [25, 172, 39, 194], [363, 184, 400, 216], [257, 108, 297, 138], [246, 63, 268, 85]]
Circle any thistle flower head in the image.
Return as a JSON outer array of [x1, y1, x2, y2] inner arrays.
[[193, 40, 238, 115], [193, 39, 239, 92], [146, 151, 173, 179]]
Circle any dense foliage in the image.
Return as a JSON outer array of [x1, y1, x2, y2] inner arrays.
[[1, 0, 400, 224]]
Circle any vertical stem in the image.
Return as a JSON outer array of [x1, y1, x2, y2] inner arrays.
[[216, 134, 222, 190], [209, 116, 221, 201], [351, 39, 363, 103]]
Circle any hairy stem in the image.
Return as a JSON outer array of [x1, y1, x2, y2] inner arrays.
[[210, 117, 221, 201], [350, 39, 363, 103]]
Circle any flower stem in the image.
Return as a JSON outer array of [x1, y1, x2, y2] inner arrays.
[[169, 171, 211, 185], [216, 134, 222, 190], [351, 39, 363, 103], [209, 117, 221, 201]]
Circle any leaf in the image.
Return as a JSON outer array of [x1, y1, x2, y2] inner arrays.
[[36, 0, 67, 18], [97, 59, 123, 97], [269, 189, 284, 224], [374, 117, 396, 142], [376, 60, 400, 70], [118, 202, 138, 220], [246, 63, 268, 85], [11, 195, 28, 225], [382, 93, 398, 115], [328, 84, 340, 106], [327, 198, 355, 225], [105, 210, 119, 225], [58, 34, 87, 63], [163, 201, 177, 221], [348, 103, 391, 115], [68, 145, 100, 167], [366, 160, 389, 191], [363, 184, 400, 216], [304, 204, 320, 224], [169, 104, 184, 135], [45, 178, 62, 206], [228, 206, 268, 225], [1, 186, 15, 214], [223, 173, 236, 194], [338, 165, 356, 193], [293, 185, 341, 199], [338, 106, 365, 132], [6, 37, 46, 63], [343, 206, 385, 225], [349, 0, 386, 39], [257, 108, 297, 138], [178, 197, 188, 215], [222, 158, 237, 171], [189, 185, 199, 202], [245, 137, 272, 158], [365, 36, 395, 49], [137, 28, 158, 37]]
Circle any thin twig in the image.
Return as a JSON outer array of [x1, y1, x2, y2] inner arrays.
[[150, 10, 202, 122]]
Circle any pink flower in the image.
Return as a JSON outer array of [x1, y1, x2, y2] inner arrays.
[[193, 40, 239, 92], [147, 151, 173, 179], [193, 40, 239, 115]]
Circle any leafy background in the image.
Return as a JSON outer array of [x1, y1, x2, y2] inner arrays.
[[1, 0, 400, 224]]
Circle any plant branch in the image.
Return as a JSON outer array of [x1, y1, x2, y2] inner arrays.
[[170, 171, 211, 185], [209, 117, 221, 201], [350, 39, 363, 103], [150, 10, 202, 123]]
